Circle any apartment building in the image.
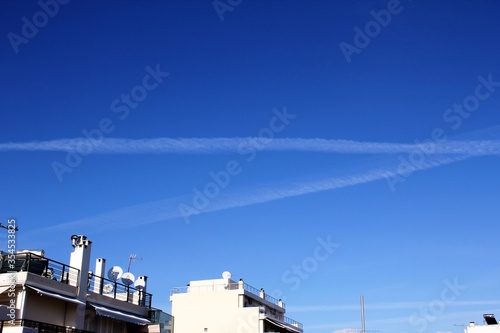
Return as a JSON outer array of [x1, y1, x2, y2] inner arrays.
[[464, 314, 500, 333], [170, 272, 303, 333], [0, 235, 171, 333]]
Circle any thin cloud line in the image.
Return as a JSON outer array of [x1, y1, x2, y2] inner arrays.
[[308, 308, 500, 331], [33, 152, 473, 235], [288, 300, 500, 312], [180, 154, 468, 218], [1, 137, 500, 155]]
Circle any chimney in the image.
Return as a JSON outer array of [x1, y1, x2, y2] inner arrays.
[[69, 235, 92, 330], [93, 258, 106, 294], [69, 235, 92, 289]]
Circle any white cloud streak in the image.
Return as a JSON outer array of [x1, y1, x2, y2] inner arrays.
[[1, 137, 500, 155], [288, 300, 500, 312], [19, 132, 498, 234], [307, 308, 500, 331], [34, 152, 471, 234]]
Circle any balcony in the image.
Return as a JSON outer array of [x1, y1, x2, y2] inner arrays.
[[171, 280, 303, 330], [171, 281, 284, 307], [242, 282, 283, 307], [87, 273, 152, 308], [283, 315, 303, 329], [4, 319, 93, 333], [0, 252, 80, 287]]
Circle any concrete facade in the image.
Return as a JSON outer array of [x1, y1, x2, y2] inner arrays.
[[170, 275, 303, 333], [0, 235, 170, 333], [465, 317, 500, 333]]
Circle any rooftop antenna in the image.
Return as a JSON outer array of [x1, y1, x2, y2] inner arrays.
[[127, 254, 143, 272], [0, 222, 18, 232], [360, 295, 365, 333]]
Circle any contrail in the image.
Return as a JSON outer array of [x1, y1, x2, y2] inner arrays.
[[25, 127, 500, 234], [33, 153, 473, 235], [179, 154, 468, 218], [313, 309, 498, 331], [288, 300, 500, 312], [1, 137, 500, 155]]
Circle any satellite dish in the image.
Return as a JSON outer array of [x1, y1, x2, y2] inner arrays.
[[103, 284, 114, 294], [134, 278, 146, 290], [107, 266, 123, 281], [121, 272, 135, 286], [222, 271, 231, 280]]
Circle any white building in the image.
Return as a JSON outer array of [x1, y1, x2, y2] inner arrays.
[[170, 273, 303, 333], [464, 314, 500, 333], [0, 235, 172, 333]]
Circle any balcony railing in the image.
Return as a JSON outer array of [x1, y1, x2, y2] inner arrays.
[[88, 273, 152, 308], [283, 315, 303, 329], [170, 280, 302, 330], [4, 319, 93, 333], [171, 281, 286, 308], [241, 283, 283, 307], [0, 252, 79, 286]]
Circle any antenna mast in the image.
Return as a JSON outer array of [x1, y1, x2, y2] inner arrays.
[[361, 295, 366, 333], [127, 254, 142, 271], [0, 223, 18, 232]]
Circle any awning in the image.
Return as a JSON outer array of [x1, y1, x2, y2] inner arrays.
[[26, 285, 85, 305], [89, 303, 151, 325], [0, 285, 9, 294], [265, 317, 302, 333]]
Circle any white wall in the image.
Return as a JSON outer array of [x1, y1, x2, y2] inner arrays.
[[171, 286, 260, 333], [466, 325, 500, 332]]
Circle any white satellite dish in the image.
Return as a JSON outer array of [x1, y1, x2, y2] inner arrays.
[[107, 266, 123, 281], [121, 272, 135, 286], [222, 271, 231, 280], [103, 283, 114, 294], [134, 278, 146, 290]]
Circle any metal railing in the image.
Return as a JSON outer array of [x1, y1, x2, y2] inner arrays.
[[4, 319, 93, 333], [283, 315, 303, 329], [88, 273, 152, 308], [243, 282, 260, 295], [170, 281, 285, 308], [171, 282, 239, 294], [241, 283, 284, 308], [170, 281, 302, 329], [0, 252, 79, 286], [263, 292, 280, 306]]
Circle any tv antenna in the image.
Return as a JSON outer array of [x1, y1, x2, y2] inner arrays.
[[128, 254, 143, 272], [0, 223, 18, 232], [361, 295, 365, 333]]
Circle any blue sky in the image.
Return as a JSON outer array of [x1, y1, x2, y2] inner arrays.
[[1, 0, 500, 332]]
